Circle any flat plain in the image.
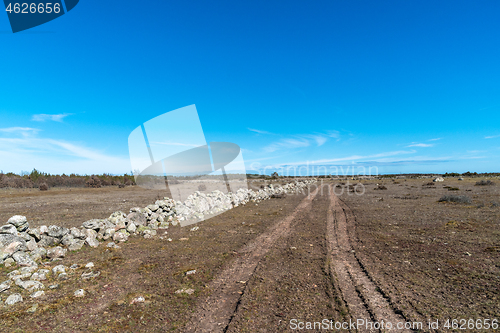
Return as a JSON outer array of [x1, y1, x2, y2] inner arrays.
[[0, 177, 498, 332]]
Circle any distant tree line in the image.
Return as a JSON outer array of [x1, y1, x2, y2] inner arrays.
[[0, 169, 136, 189]]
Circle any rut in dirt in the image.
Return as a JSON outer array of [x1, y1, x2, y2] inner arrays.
[[185, 188, 320, 333], [327, 186, 413, 332]]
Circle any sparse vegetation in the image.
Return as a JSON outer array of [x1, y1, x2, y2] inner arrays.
[[475, 180, 495, 186], [438, 194, 472, 204], [197, 184, 207, 191], [0, 169, 136, 189]]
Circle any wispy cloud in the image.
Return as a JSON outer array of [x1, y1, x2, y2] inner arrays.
[[150, 141, 199, 147], [248, 128, 276, 135], [0, 127, 40, 137], [273, 149, 417, 167], [0, 136, 130, 174], [406, 143, 434, 148], [485, 134, 500, 139], [262, 131, 340, 153], [428, 138, 441, 141], [31, 113, 73, 122]]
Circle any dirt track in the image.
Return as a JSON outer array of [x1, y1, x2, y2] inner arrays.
[[1, 179, 498, 332]]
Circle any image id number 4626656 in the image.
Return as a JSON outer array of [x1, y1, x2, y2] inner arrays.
[[6, 3, 61, 14]]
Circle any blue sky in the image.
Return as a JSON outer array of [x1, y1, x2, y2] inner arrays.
[[1, 0, 499, 176]]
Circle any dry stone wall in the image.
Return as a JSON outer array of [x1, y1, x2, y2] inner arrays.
[[0, 179, 316, 306]]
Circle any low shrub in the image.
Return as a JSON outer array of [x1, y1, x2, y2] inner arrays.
[[85, 175, 102, 188], [39, 183, 49, 191], [438, 195, 472, 204], [475, 180, 495, 186], [198, 184, 207, 191], [374, 185, 387, 190]]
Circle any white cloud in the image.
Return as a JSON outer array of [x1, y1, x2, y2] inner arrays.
[[272, 150, 417, 167], [262, 131, 341, 153], [150, 141, 199, 147], [0, 137, 130, 174], [428, 138, 441, 141], [0, 127, 40, 137], [406, 143, 434, 148], [31, 113, 73, 122], [248, 128, 275, 135], [485, 134, 500, 139]]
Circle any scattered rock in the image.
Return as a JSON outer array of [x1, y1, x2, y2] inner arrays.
[[74, 289, 86, 297], [185, 269, 196, 275], [19, 280, 44, 292], [58, 273, 68, 280], [175, 288, 195, 295], [130, 296, 145, 304], [31, 290, 45, 298], [81, 271, 100, 280], [52, 265, 66, 275], [26, 303, 38, 313], [5, 293, 23, 305], [0, 281, 11, 293], [85, 262, 94, 268], [433, 177, 445, 182], [48, 284, 59, 289]]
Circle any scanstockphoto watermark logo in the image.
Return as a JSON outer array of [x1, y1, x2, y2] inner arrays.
[[128, 105, 248, 226], [3, 0, 79, 33]]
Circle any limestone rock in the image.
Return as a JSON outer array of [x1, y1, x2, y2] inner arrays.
[[70, 227, 86, 239], [0, 234, 27, 260], [8, 216, 27, 227], [47, 246, 67, 259], [5, 293, 23, 305], [126, 222, 137, 233], [47, 225, 69, 238], [82, 219, 104, 230], [52, 265, 66, 275], [37, 235, 60, 248], [31, 290, 45, 298], [19, 280, 44, 292], [13, 251, 36, 266], [67, 240, 85, 251], [61, 234, 76, 246], [126, 212, 147, 226], [3, 258, 15, 267], [74, 289, 86, 297], [16, 222, 29, 232], [113, 230, 129, 243], [0, 225, 18, 235]]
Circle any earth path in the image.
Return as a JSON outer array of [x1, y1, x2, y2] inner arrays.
[[185, 187, 320, 333]]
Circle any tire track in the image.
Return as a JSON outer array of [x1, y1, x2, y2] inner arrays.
[[327, 186, 412, 332], [186, 188, 320, 333]]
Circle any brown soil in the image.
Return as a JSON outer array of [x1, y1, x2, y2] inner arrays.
[[0, 178, 498, 332], [340, 178, 500, 330]]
